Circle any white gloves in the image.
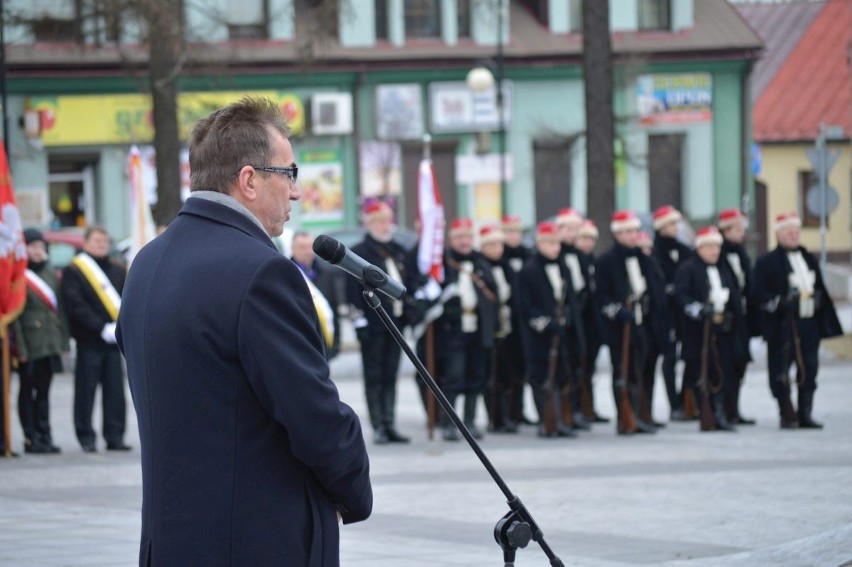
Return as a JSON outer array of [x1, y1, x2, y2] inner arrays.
[[101, 322, 118, 344]]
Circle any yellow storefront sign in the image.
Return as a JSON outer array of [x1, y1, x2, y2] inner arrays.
[[29, 91, 305, 147]]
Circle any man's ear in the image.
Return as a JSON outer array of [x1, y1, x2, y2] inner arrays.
[[236, 166, 258, 202]]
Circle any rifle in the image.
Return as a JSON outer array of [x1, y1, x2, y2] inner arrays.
[[578, 350, 594, 419], [698, 310, 717, 431], [778, 295, 802, 425], [543, 281, 569, 435], [488, 342, 500, 431], [617, 298, 637, 433], [425, 323, 437, 440]]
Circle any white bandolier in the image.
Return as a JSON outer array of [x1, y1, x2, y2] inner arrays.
[[786, 250, 816, 319], [625, 255, 647, 325], [457, 260, 479, 333], [706, 265, 730, 324]]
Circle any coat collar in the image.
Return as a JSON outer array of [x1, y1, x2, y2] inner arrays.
[[179, 193, 276, 250]]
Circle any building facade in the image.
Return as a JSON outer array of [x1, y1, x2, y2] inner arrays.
[[2, 0, 761, 242]]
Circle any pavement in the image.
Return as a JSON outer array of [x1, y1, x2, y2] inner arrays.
[[1, 336, 851, 566]]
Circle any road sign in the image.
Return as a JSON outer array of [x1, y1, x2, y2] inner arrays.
[[806, 185, 839, 217], [805, 148, 840, 174]]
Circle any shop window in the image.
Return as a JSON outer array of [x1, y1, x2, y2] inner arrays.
[[638, 0, 670, 31], [518, 0, 547, 27], [404, 0, 441, 39], [226, 0, 268, 40], [797, 170, 826, 228], [457, 0, 471, 39], [375, 0, 388, 40]]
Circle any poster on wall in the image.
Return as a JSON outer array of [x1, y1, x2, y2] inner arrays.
[[637, 73, 712, 126], [376, 84, 424, 140], [298, 150, 344, 223], [359, 141, 402, 197]]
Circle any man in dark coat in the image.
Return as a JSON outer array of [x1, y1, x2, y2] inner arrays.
[[752, 212, 843, 429], [14, 228, 69, 454], [291, 230, 341, 360], [435, 217, 499, 441], [637, 230, 667, 427], [61, 226, 128, 453], [517, 221, 585, 438], [718, 208, 758, 424], [651, 205, 693, 420], [595, 210, 666, 435], [116, 97, 371, 566], [675, 226, 746, 432], [347, 200, 411, 445]]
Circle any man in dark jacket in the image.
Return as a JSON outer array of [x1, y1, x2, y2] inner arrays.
[[651, 205, 693, 421], [347, 200, 410, 444], [116, 97, 371, 566], [291, 230, 341, 360], [718, 208, 758, 424], [675, 226, 746, 432], [752, 212, 842, 429], [14, 228, 69, 454], [61, 226, 127, 453], [517, 221, 585, 438], [595, 210, 666, 435]]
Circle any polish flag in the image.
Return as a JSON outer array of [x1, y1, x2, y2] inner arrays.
[[416, 159, 445, 283], [127, 145, 156, 265]]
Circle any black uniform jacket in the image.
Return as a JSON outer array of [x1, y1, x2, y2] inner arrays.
[[346, 233, 409, 334], [517, 252, 585, 362], [438, 249, 500, 349], [752, 245, 842, 343], [720, 239, 760, 339], [674, 257, 747, 363], [594, 242, 668, 350], [61, 254, 125, 350]]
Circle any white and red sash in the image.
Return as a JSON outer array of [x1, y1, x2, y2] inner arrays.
[[25, 269, 58, 313]]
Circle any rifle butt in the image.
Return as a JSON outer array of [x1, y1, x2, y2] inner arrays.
[[699, 392, 717, 431]]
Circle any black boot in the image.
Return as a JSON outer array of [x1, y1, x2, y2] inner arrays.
[[798, 389, 823, 429], [442, 395, 460, 441], [463, 394, 484, 440], [713, 394, 736, 432]]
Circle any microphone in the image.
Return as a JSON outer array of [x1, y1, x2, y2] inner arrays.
[[313, 235, 407, 301]]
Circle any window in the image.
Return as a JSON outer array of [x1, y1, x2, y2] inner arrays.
[[569, 0, 582, 33], [518, 0, 547, 27], [457, 0, 471, 39], [226, 0, 268, 40], [29, 16, 80, 42], [798, 170, 826, 228], [375, 0, 388, 40], [404, 0, 441, 39], [638, 0, 670, 31]]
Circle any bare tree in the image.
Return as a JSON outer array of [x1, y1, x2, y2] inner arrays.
[[582, 0, 615, 250]]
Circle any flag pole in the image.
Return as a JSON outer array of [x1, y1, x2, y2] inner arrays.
[[1, 323, 10, 456], [421, 134, 438, 440]]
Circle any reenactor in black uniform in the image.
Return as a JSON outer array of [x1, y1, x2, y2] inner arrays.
[[752, 212, 842, 429], [556, 208, 603, 427], [651, 205, 694, 421], [674, 226, 746, 432], [595, 210, 666, 435], [717, 208, 757, 425], [347, 201, 410, 444], [436, 217, 499, 441], [636, 230, 667, 427], [478, 224, 519, 433], [500, 214, 534, 425], [517, 222, 585, 438]]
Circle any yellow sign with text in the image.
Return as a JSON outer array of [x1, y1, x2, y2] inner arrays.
[[29, 91, 305, 147]]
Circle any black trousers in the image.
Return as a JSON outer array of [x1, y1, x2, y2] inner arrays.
[[441, 332, 489, 424], [74, 347, 126, 447], [486, 335, 525, 428], [18, 357, 57, 445], [767, 318, 820, 399], [608, 322, 650, 420], [359, 331, 402, 431]]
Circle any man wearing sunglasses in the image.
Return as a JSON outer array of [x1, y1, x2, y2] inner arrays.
[[116, 97, 372, 566]]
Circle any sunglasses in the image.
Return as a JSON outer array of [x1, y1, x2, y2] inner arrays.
[[249, 164, 298, 182]]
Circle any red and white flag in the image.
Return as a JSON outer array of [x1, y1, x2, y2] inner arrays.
[[416, 158, 445, 283], [127, 145, 156, 266], [0, 144, 27, 325]]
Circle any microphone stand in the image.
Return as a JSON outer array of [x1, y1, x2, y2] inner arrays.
[[360, 267, 565, 567]]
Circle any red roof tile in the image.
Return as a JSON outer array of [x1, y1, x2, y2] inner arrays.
[[752, 0, 852, 142]]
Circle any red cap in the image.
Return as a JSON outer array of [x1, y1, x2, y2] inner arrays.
[[556, 207, 583, 227], [449, 217, 474, 237], [695, 225, 723, 248], [718, 208, 744, 229], [610, 210, 641, 233], [501, 214, 522, 231], [578, 220, 599, 239], [363, 201, 392, 223], [536, 221, 559, 242], [479, 224, 505, 245], [774, 211, 801, 232], [653, 205, 682, 230]]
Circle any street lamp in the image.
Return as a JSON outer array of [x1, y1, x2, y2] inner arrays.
[[465, 0, 507, 217]]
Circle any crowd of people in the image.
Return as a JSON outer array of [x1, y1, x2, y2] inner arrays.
[[332, 202, 843, 442]]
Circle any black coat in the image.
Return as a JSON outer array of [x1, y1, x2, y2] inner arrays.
[[295, 257, 342, 359], [674, 257, 747, 363], [116, 197, 372, 566], [720, 239, 760, 339], [752, 245, 843, 343], [437, 249, 499, 349], [346, 234, 409, 335], [594, 242, 668, 351], [60, 254, 125, 350], [561, 243, 601, 348], [503, 243, 532, 275]]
